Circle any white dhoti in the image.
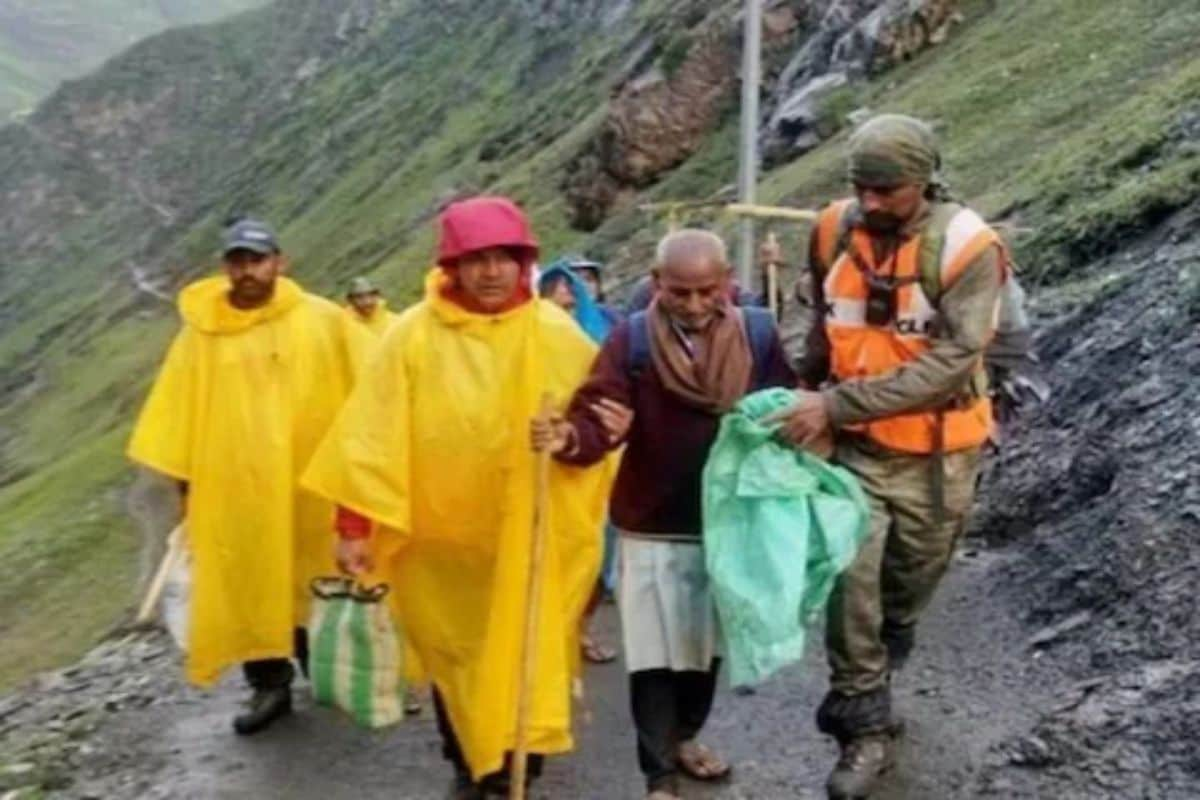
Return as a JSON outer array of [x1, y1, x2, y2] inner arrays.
[[617, 533, 720, 673]]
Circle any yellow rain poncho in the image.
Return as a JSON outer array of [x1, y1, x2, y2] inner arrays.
[[303, 270, 612, 778], [341, 302, 401, 375], [128, 275, 369, 686]]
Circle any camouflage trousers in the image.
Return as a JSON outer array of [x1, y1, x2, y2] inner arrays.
[[825, 436, 983, 698]]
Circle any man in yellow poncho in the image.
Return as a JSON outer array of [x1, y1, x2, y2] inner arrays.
[[303, 196, 612, 799], [343, 275, 399, 336], [128, 217, 369, 735]]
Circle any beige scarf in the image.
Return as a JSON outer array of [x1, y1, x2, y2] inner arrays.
[[647, 300, 754, 414]]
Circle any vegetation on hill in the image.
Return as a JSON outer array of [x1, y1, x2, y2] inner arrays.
[[0, 0, 265, 119]]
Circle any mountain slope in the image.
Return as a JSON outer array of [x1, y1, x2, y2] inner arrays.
[[0, 0, 1196, 702], [0, 0, 266, 119]]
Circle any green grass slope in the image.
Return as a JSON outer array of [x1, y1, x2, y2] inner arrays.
[[0, 0, 266, 119], [587, 0, 1200, 288], [0, 0, 1197, 690]]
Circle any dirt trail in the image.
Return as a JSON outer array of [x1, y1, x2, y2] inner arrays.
[[0, 547, 1051, 800]]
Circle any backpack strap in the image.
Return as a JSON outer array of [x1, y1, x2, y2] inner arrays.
[[915, 201, 964, 305], [626, 310, 652, 379], [626, 308, 777, 388], [812, 198, 858, 278], [917, 202, 1015, 402]]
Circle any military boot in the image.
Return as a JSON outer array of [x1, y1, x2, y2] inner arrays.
[[826, 729, 898, 799], [232, 686, 293, 735]]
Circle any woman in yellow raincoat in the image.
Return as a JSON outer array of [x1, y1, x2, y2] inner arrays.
[[128, 218, 369, 735], [303, 196, 613, 798]]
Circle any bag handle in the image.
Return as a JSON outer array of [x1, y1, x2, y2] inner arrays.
[[310, 576, 390, 603]]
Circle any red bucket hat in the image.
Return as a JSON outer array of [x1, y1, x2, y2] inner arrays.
[[436, 196, 539, 268]]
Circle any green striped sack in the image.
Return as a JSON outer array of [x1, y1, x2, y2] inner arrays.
[[308, 577, 405, 728]]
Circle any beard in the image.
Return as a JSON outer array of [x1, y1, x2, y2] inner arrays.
[[230, 278, 274, 307], [235, 279, 269, 297], [863, 210, 904, 234]]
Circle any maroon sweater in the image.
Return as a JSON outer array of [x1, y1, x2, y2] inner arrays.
[[557, 319, 796, 538]]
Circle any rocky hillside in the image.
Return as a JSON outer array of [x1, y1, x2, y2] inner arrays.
[[970, 198, 1200, 799], [563, 0, 968, 228], [0, 0, 1196, 750], [0, 0, 266, 120]]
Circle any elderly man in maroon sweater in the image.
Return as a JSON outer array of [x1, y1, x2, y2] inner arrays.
[[534, 229, 795, 800]]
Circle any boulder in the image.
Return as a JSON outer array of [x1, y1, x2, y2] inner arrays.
[[762, 0, 964, 164]]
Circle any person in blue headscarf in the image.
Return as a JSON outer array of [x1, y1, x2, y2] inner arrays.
[[538, 256, 624, 664], [538, 258, 616, 344], [561, 256, 624, 331]]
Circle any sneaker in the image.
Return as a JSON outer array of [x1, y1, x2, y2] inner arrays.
[[232, 686, 292, 735], [826, 730, 897, 799]]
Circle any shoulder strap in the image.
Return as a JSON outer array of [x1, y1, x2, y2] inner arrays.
[[916, 201, 965, 305], [626, 310, 651, 379], [813, 198, 857, 277], [742, 307, 776, 388]]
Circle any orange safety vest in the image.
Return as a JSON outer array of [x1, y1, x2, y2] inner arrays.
[[814, 198, 1004, 455]]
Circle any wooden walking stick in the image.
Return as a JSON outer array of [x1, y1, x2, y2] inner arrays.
[[511, 394, 555, 800], [765, 230, 781, 321], [135, 523, 184, 625]]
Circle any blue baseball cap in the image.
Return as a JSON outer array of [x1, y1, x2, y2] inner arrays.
[[222, 218, 280, 256]]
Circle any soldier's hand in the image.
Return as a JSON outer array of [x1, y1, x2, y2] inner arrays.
[[590, 398, 633, 444], [336, 538, 373, 576], [530, 413, 573, 454], [765, 390, 831, 449]]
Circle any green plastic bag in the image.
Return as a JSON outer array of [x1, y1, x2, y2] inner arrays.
[[308, 577, 406, 728], [703, 388, 870, 687]]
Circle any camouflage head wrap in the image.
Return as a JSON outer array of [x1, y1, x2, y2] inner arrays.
[[347, 276, 379, 297], [847, 114, 941, 189]]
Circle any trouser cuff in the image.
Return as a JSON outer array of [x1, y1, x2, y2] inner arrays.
[[647, 772, 680, 794], [243, 658, 295, 690]]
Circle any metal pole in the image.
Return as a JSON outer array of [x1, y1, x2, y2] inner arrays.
[[736, 0, 762, 289]]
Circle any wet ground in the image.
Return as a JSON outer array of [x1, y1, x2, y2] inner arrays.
[[2, 548, 1053, 800]]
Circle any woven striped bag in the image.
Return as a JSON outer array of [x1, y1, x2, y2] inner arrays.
[[308, 577, 405, 728]]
